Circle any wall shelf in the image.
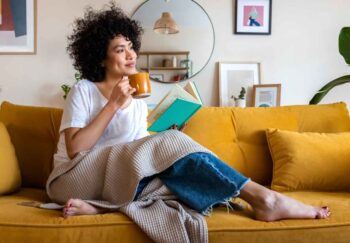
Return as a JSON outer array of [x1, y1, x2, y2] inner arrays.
[[140, 67, 189, 71], [137, 51, 191, 83]]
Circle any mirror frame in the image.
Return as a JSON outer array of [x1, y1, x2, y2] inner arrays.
[[132, 0, 215, 83]]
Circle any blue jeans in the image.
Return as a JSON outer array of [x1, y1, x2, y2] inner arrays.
[[135, 152, 249, 214]]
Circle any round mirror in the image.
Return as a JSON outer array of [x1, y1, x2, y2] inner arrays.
[[132, 0, 215, 83]]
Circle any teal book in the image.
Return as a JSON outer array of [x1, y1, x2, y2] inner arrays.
[[148, 98, 202, 132], [147, 81, 202, 132]]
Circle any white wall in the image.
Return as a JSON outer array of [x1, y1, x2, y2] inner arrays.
[[0, 0, 349, 109]]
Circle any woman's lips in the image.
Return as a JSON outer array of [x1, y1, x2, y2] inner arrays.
[[126, 63, 136, 68]]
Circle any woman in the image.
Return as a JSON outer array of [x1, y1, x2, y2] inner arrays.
[[47, 3, 330, 222]]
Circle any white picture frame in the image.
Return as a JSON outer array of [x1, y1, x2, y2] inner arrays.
[[219, 62, 260, 107], [0, 0, 37, 54]]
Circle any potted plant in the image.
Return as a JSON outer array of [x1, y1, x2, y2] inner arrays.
[[309, 27, 350, 104], [61, 72, 82, 99], [231, 87, 246, 107]]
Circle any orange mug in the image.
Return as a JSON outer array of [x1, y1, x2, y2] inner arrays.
[[128, 72, 151, 98]]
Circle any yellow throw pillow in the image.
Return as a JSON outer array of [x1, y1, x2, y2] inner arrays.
[[0, 122, 21, 194], [266, 129, 350, 192]]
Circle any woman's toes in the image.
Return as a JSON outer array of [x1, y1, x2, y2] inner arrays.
[[316, 206, 331, 219]]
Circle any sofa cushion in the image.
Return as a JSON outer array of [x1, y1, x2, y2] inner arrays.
[[0, 122, 21, 195], [184, 107, 247, 174], [187, 103, 350, 185], [266, 129, 350, 192], [0, 102, 62, 188], [231, 107, 299, 185], [2, 188, 350, 243]]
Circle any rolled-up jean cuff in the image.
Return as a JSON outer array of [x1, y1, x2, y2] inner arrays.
[[157, 152, 250, 214]]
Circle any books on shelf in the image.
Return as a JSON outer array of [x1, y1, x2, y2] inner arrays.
[[147, 81, 202, 132]]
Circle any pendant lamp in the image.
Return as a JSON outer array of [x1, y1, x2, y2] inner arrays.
[[153, 12, 179, 34]]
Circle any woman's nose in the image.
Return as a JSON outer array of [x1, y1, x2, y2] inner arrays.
[[126, 49, 135, 60]]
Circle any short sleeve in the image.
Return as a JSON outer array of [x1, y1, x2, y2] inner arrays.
[[135, 100, 150, 139], [60, 82, 91, 132]]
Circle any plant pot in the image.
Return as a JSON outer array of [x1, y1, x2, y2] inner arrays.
[[235, 99, 246, 108]]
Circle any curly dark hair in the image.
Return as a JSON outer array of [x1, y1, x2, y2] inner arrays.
[[67, 2, 143, 82]]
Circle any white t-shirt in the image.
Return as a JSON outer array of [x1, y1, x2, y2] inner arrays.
[[54, 79, 149, 165]]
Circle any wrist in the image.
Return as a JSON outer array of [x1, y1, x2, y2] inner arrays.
[[106, 101, 121, 113]]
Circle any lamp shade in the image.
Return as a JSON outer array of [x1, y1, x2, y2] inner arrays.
[[153, 12, 179, 34]]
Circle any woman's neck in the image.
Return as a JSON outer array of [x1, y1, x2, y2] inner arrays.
[[103, 73, 123, 87]]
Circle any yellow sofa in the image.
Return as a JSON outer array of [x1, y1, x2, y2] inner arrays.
[[1, 101, 350, 243]]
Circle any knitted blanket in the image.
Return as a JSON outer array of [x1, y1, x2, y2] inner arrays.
[[46, 130, 211, 243]]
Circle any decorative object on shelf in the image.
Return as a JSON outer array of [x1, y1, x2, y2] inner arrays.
[[219, 62, 260, 107], [234, 0, 272, 35], [252, 84, 281, 107], [309, 27, 350, 104], [172, 75, 182, 82], [231, 87, 246, 107], [132, 0, 215, 83], [153, 12, 179, 34], [162, 58, 172, 67], [0, 0, 37, 54], [172, 55, 177, 67], [150, 74, 164, 82], [180, 59, 193, 76]]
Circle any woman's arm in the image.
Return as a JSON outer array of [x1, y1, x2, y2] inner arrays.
[[65, 78, 135, 159]]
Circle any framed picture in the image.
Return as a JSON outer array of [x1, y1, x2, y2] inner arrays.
[[252, 84, 281, 107], [150, 74, 164, 82], [219, 62, 260, 107], [0, 0, 37, 54], [234, 0, 272, 35]]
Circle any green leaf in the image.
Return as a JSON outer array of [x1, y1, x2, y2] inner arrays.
[[339, 27, 350, 65], [61, 84, 71, 100], [309, 75, 350, 104]]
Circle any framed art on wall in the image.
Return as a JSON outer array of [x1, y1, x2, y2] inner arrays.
[[219, 62, 260, 107], [150, 74, 164, 82], [0, 0, 37, 54], [234, 0, 272, 35], [252, 84, 281, 107]]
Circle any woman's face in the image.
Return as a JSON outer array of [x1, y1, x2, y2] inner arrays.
[[103, 35, 137, 78]]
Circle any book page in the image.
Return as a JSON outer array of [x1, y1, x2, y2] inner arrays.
[[183, 82, 203, 104], [148, 84, 199, 124]]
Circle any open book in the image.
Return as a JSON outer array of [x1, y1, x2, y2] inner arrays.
[[147, 81, 203, 132]]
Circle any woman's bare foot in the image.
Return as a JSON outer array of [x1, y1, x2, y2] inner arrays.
[[239, 181, 331, 222], [63, 198, 107, 218], [253, 192, 331, 222]]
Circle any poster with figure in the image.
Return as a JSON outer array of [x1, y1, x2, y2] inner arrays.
[[234, 0, 272, 35], [0, 0, 36, 54]]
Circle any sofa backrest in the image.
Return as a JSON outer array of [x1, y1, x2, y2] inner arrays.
[[0, 102, 62, 188], [185, 102, 350, 185], [1, 101, 350, 188]]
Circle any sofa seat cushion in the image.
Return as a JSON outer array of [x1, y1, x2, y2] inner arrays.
[[1, 189, 350, 243], [207, 191, 350, 243], [0, 188, 152, 243]]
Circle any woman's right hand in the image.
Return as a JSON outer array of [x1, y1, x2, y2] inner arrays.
[[109, 77, 136, 108]]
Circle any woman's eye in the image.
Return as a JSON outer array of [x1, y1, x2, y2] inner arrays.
[[116, 49, 124, 53]]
